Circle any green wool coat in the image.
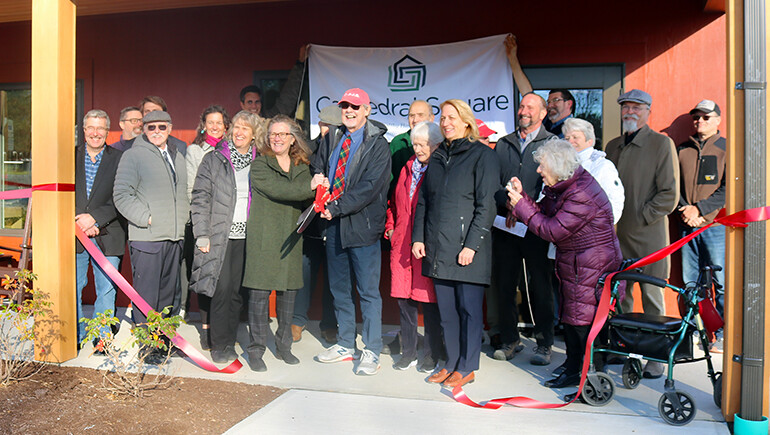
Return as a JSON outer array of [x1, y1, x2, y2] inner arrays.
[[242, 155, 314, 291]]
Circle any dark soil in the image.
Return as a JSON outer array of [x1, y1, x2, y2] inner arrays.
[[0, 365, 284, 434]]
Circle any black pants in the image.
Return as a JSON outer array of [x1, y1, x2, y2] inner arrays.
[[209, 239, 245, 352], [173, 221, 195, 316], [129, 240, 182, 325], [248, 289, 297, 357], [495, 230, 554, 347], [396, 298, 444, 361], [434, 279, 484, 375], [563, 324, 591, 376]]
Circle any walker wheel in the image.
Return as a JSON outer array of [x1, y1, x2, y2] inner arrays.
[[622, 359, 642, 389], [658, 390, 696, 425], [581, 372, 614, 406], [713, 373, 722, 409]]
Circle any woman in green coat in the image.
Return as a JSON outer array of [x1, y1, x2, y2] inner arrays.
[[242, 115, 321, 372]]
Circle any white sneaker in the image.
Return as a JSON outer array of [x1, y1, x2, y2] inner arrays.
[[316, 344, 354, 363], [355, 349, 381, 375]]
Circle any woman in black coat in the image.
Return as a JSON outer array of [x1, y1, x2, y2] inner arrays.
[[412, 99, 500, 388]]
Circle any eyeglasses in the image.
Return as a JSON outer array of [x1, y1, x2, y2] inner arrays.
[[269, 132, 292, 140], [84, 126, 108, 133], [122, 118, 142, 124], [146, 124, 168, 132], [547, 98, 565, 105], [692, 114, 714, 121], [338, 102, 361, 110]]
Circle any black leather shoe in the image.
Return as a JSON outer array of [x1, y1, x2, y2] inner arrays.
[[248, 353, 267, 372], [552, 361, 567, 376], [276, 350, 300, 365], [544, 372, 580, 388]]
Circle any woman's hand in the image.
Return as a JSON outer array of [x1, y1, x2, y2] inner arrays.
[[386, 229, 394, 239], [311, 173, 329, 190], [412, 242, 426, 259], [506, 176, 523, 207], [198, 242, 210, 253], [458, 247, 475, 266]]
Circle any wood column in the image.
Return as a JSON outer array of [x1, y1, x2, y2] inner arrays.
[[31, 0, 76, 362]]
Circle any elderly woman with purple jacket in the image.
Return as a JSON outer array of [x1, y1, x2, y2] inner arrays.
[[507, 139, 622, 389]]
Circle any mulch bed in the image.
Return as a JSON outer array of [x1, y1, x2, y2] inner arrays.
[[0, 365, 284, 434]]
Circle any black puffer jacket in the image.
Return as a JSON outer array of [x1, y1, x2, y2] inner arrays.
[[189, 142, 257, 297], [311, 120, 391, 248], [413, 138, 500, 285]]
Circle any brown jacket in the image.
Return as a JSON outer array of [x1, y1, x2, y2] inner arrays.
[[605, 124, 679, 278], [677, 134, 726, 226]]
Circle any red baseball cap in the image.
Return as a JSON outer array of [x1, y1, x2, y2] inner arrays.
[[339, 88, 370, 106], [475, 119, 497, 137]]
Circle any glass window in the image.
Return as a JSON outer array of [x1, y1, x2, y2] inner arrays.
[[534, 88, 604, 147], [0, 87, 31, 232]]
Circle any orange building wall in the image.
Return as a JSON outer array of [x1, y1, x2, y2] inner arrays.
[[0, 1, 726, 322]]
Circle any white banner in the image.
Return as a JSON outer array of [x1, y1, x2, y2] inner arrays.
[[308, 35, 515, 141]]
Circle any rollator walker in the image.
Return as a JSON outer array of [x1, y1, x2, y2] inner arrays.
[[574, 261, 723, 426]]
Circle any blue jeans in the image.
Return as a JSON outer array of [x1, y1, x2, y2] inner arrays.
[[325, 219, 382, 354], [681, 224, 725, 317], [76, 247, 121, 343]]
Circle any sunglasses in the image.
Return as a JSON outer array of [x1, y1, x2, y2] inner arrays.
[[338, 102, 361, 110], [146, 124, 168, 131], [692, 115, 714, 121]]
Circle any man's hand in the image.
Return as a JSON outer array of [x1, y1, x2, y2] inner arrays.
[[458, 247, 475, 266], [412, 242, 426, 259], [85, 226, 100, 237], [75, 213, 97, 231], [311, 173, 329, 190], [320, 209, 332, 220], [504, 34, 518, 63], [299, 44, 310, 62], [679, 205, 703, 227]]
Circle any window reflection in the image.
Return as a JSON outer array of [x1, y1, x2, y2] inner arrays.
[[0, 88, 31, 230]]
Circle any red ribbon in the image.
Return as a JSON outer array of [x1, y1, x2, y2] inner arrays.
[[453, 206, 770, 409], [75, 226, 242, 373], [1, 182, 241, 373], [1, 182, 75, 199]]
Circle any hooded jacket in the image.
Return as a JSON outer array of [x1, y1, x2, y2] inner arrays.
[[311, 119, 391, 248], [413, 137, 500, 285], [513, 166, 622, 325]]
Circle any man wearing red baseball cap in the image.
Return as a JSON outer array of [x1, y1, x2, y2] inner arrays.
[[475, 118, 497, 147], [311, 88, 391, 375]]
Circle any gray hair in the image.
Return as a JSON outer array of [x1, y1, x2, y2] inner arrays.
[[562, 117, 595, 143], [84, 109, 110, 129], [410, 121, 443, 146], [533, 139, 580, 182]]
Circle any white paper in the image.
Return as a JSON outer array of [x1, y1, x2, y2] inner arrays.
[[493, 215, 528, 237]]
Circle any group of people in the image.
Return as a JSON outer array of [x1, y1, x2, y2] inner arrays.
[[75, 37, 726, 390]]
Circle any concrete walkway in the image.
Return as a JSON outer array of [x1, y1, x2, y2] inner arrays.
[[65, 307, 730, 434]]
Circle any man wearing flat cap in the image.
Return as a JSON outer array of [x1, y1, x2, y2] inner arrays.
[[113, 110, 189, 364], [311, 88, 391, 375], [605, 89, 679, 378], [677, 99, 726, 322]]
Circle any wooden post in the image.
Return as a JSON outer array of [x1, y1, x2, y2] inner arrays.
[[723, 0, 744, 419], [31, 0, 76, 362]]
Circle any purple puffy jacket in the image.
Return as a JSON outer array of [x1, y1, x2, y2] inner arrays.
[[513, 166, 623, 326]]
